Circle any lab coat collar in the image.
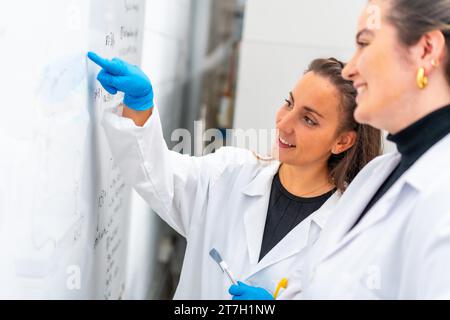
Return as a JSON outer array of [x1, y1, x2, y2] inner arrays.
[[317, 153, 402, 263], [243, 191, 341, 280], [242, 161, 280, 265], [402, 132, 450, 191], [241, 161, 281, 197], [317, 135, 450, 265], [310, 190, 342, 229], [353, 133, 450, 246]]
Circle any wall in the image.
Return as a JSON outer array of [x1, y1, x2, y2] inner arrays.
[[234, 0, 394, 154]]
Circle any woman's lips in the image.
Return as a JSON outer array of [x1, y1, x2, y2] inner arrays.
[[354, 83, 368, 104], [278, 137, 295, 149]]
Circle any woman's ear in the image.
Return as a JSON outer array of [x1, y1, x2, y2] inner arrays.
[[332, 131, 357, 155], [411, 30, 446, 75]]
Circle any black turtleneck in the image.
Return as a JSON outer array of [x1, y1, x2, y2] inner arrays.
[[351, 104, 450, 229]]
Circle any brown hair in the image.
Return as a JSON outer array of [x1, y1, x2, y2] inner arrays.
[[306, 58, 382, 192], [386, 0, 450, 85]]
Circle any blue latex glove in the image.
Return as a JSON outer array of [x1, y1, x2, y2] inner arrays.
[[228, 281, 274, 300], [87, 51, 154, 111]]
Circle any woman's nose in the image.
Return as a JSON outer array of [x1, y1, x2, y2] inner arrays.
[[342, 54, 358, 81], [277, 110, 295, 134]]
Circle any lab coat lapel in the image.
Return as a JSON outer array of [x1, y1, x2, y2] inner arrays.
[[318, 154, 402, 263], [313, 134, 450, 271], [244, 192, 341, 279], [242, 162, 280, 265], [244, 215, 310, 279], [341, 133, 450, 250]]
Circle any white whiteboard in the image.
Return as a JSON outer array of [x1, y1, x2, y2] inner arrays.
[[0, 0, 146, 299]]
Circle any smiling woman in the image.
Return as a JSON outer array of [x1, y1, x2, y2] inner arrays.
[[297, 0, 450, 300], [276, 58, 381, 193], [90, 51, 382, 299]]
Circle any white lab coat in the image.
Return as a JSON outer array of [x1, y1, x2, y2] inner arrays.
[[101, 106, 340, 299], [282, 133, 450, 300]]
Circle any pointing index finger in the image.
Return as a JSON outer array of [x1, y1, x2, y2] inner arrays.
[[87, 51, 124, 75]]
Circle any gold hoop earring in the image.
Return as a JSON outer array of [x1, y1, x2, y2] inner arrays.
[[417, 67, 428, 89]]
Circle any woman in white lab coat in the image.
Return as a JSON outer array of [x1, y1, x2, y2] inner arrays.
[[279, 0, 450, 300], [87, 52, 381, 299]]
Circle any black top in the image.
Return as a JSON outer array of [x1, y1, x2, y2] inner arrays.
[[351, 104, 450, 229], [259, 173, 335, 261]]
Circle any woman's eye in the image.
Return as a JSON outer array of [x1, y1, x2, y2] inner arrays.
[[284, 99, 293, 109], [357, 41, 369, 48], [303, 116, 317, 126]]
